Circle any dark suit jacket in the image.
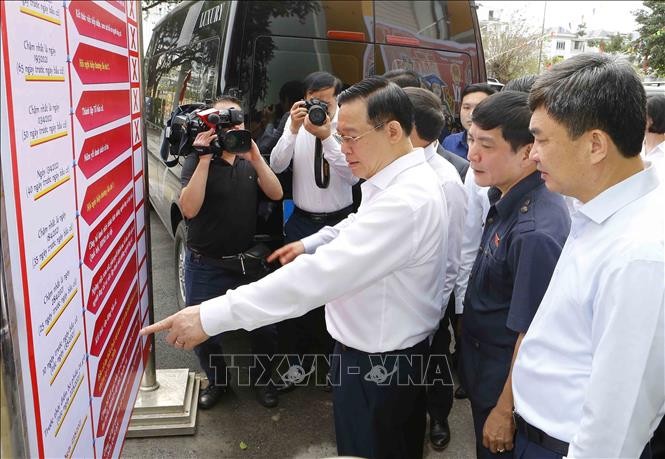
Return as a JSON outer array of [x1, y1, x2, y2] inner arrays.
[[437, 144, 469, 182]]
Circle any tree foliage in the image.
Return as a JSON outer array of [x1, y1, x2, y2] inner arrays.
[[576, 22, 587, 38], [481, 13, 541, 83], [633, 0, 665, 77], [589, 34, 631, 54]]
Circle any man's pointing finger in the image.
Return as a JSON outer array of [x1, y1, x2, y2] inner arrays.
[[139, 316, 174, 336]]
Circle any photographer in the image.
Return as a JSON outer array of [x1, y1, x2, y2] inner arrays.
[[270, 71, 358, 378], [179, 95, 283, 409]]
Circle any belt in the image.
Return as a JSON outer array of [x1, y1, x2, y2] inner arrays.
[[293, 205, 353, 223], [337, 338, 429, 355], [189, 248, 247, 272], [514, 412, 569, 456]]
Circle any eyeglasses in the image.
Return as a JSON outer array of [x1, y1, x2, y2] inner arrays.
[[332, 122, 385, 145]]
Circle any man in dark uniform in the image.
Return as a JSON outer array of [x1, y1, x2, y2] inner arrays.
[[460, 91, 570, 458], [179, 95, 284, 409]]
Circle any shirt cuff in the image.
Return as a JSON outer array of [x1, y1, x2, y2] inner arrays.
[[301, 233, 325, 254], [199, 295, 234, 336], [321, 134, 336, 149], [455, 294, 465, 314]]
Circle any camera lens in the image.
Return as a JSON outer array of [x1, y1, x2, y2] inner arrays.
[[223, 130, 252, 153], [308, 106, 327, 126], [225, 134, 238, 149]]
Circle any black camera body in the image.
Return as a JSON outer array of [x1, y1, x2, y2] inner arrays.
[[302, 98, 329, 126], [167, 105, 252, 158]]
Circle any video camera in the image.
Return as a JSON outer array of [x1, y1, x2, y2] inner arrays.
[[302, 98, 329, 126], [166, 104, 252, 158]]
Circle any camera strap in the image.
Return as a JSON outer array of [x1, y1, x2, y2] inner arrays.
[[314, 137, 330, 189]]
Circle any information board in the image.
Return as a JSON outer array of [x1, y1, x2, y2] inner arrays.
[[0, 1, 149, 457]]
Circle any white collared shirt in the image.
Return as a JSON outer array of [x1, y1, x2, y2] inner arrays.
[[424, 141, 467, 310], [512, 165, 665, 458], [201, 149, 448, 353], [453, 167, 491, 313], [270, 111, 358, 213]]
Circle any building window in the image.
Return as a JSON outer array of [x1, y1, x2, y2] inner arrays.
[[556, 41, 566, 50], [573, 41, 584, 50]]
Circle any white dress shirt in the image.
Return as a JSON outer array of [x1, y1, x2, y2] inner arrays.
[[512, 165, 665, 458], [424, 142, 467, 310], [453, 167, 491, 313], [270, 111, 358, 213], [201, 149, 448, 353]]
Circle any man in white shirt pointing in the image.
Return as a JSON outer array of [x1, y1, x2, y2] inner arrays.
[[141, 77, 448, 459], [512, 53, 664, 459]]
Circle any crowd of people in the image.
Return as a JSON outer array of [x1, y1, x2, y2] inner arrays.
[[141, 53, 664, 459]]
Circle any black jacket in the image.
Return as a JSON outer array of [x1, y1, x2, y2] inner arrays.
[[437, 144, 469, 182]]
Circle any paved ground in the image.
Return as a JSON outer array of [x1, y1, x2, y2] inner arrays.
[[121, 210, 476, 458]]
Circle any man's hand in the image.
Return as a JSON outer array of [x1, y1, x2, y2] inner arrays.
[[237, 139, 262, 163], [267, 241, 305, 265], [482, 405, 515, 454], [289, 100, 308, 134], [139, 306, 209, 351], [192, 128, 216, 161], [303, 115, 332, 140]]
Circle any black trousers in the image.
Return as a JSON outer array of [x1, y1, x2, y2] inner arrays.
[[331, 339, 429, 459], [185, 250, 277, 386], [651, 418, 665, 459], [426, 295, 455, 422], [460, 331, 514, 459], [515, 429, 653, 459]]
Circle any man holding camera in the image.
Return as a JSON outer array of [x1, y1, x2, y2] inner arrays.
[[179, 95, 283, 409], [270, 71, 359, 376]]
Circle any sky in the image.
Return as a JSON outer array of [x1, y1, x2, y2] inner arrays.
[[476, 1, 645, 35]]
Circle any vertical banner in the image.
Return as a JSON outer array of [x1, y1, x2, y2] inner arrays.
[[0, 1, 148, 457]]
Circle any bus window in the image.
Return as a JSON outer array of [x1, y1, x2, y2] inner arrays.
[[374, 1, 476, 45], [148, 6, 188, 56], [246, 35, 370, 141], [243, 1, 372, 41], [145, 39, 219, 128]]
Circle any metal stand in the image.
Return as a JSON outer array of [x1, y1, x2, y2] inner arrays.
[[126, 367, 199, 437]]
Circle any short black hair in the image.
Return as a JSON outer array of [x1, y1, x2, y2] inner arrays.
[[382, 69, 423, 89], [338, 76, 414, 136], [472, 90, 534, 152], [462, 83, 496, 101], [647, 94, 665, 134], [529, 54, 646, 158], [504, 75, 537, 93], [303, 71, 343, 95], [403, 87, 444, 142]]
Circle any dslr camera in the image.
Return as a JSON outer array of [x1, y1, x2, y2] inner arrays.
[[302, 98, 329, 126], [166, 104, 252, 157]]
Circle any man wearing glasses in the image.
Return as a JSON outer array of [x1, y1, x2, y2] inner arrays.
[[141, 77, 448, 459]]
